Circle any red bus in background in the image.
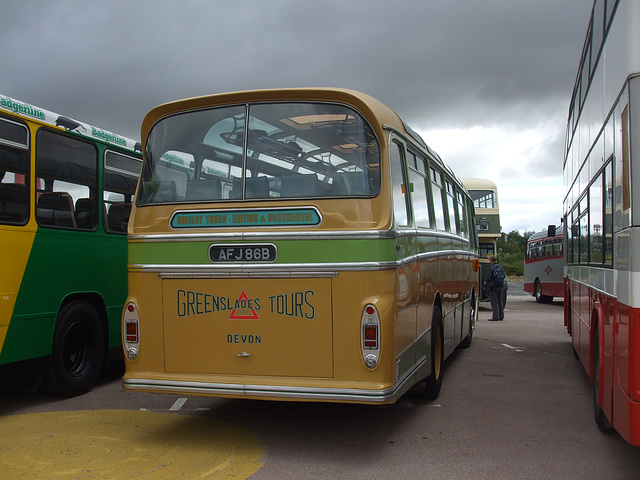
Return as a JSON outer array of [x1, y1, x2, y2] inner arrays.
[[524, 225, 564, 303]]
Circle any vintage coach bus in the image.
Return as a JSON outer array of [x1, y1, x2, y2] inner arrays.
[[122, 88, 480, 403]]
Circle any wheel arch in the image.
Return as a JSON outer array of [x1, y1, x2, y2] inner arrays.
[[57, 292, 109, 357]]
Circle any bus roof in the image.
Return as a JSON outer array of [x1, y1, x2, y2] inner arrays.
[[460, 178, 498, 191], [0, 93, 141, 154], [141, 88, 464, 188], [528, 224, 565, 242]]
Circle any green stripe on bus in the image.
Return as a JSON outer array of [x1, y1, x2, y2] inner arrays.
[[128, 238, 397, 265]]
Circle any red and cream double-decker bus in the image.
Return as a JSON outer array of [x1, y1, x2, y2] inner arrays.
[[563, 0, 640, 444]]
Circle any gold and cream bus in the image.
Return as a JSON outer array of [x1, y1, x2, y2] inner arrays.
[[122, 88, 480, 403]]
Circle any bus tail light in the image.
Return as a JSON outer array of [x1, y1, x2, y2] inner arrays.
[[123, 302, 140, 361], [361, 304, 380, 369]]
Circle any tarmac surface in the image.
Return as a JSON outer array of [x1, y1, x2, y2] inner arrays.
[[1, 292, 639, 479]]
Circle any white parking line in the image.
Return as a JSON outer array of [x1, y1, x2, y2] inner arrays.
[[169, 397, 188, 411], [501, 343, 525, 353]]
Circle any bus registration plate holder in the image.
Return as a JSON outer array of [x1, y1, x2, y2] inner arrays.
[[209, 244, 277, 263]]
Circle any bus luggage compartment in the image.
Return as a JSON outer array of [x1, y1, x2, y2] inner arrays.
[[162, 277, 333, 378]]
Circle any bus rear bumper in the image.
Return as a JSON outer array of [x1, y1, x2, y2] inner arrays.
[[122, 373, 417, 405]]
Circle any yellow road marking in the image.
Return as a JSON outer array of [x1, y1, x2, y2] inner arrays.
[[0, 409, 267, 479]]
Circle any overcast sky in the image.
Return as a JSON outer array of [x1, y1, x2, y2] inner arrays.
[[2, 0, 593, 233]]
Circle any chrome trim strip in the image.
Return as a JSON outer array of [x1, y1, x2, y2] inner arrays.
[[158, 270, 339, 279], [130, 248, 479, 274], [122, 360, 425, 403], [128, 228, 471, 244], [129, 229, 396, 242]]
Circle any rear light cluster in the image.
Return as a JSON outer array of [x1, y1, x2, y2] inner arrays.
[[123, 302, 140, 361], [361, 303, 380, 369]]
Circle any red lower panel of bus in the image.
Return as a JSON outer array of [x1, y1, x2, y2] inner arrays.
[[567, 281, 640, 446], [612, 302, 640, 446], [523, 281, 563, 298]]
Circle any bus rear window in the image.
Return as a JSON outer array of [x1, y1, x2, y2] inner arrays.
[[138, 102, 381, 204]]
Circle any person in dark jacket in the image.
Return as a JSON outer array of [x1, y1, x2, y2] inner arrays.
[[483, 255, 504, 321]]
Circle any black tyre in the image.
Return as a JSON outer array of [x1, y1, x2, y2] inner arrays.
[[422, 307, 444, 400], [593, 324, 615, 433], [534, 280, 552, 304], [41, 301, 105, 397], [502, 289, 508, 309]]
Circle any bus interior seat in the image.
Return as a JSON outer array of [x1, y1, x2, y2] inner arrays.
[[332, 172, 368, 196], [75, 198, 96, 229], [153, 181, 177, 202], [107, 203, 131, 233], [229, 177, 270, 199], [185, 179, 221, 201], [0, 183, 28, 220], [246, 177, 269, 199], [280, 174, 318, 198], [37, 192, 77, 227]]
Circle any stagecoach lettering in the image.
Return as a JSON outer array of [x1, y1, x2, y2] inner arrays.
[[268, 290, 315, 319], [227, 334, 262, 344]]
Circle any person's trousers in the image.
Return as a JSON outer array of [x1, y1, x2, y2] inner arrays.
[[489, 286, 504, 320]]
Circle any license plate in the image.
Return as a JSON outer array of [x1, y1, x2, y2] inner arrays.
[[209, 244, 277, 263]]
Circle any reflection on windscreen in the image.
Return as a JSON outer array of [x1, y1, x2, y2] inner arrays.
[[138, 102, 381, 203]]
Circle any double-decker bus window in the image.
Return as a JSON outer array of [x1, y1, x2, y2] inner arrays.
[[590, 172, 603, 263], [604, 159, 613, 264]]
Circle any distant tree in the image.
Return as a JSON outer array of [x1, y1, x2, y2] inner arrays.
[[496, 230, 535, 277]]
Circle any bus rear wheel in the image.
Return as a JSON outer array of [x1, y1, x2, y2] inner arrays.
[[41, 301, 105, 397], [535, 280, 552, 304]]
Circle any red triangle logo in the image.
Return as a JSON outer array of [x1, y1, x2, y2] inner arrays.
[[229, 290, 260, 320]]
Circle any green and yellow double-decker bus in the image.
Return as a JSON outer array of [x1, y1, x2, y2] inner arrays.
[[0, 94, 141, 396]]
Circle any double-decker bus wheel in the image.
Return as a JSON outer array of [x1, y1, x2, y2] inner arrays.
[[41, 301, 105, 397]]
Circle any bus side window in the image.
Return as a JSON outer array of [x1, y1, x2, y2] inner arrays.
[[457, 190, 468, 239], [35, 129, 97, 231], [0, 117, 30, 225], [430, 167, 446, 231], [103, 151, 140, 234], [408, 153, 430, 228], [445, 181, 457, 234], [390, 141, 410, 227]]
